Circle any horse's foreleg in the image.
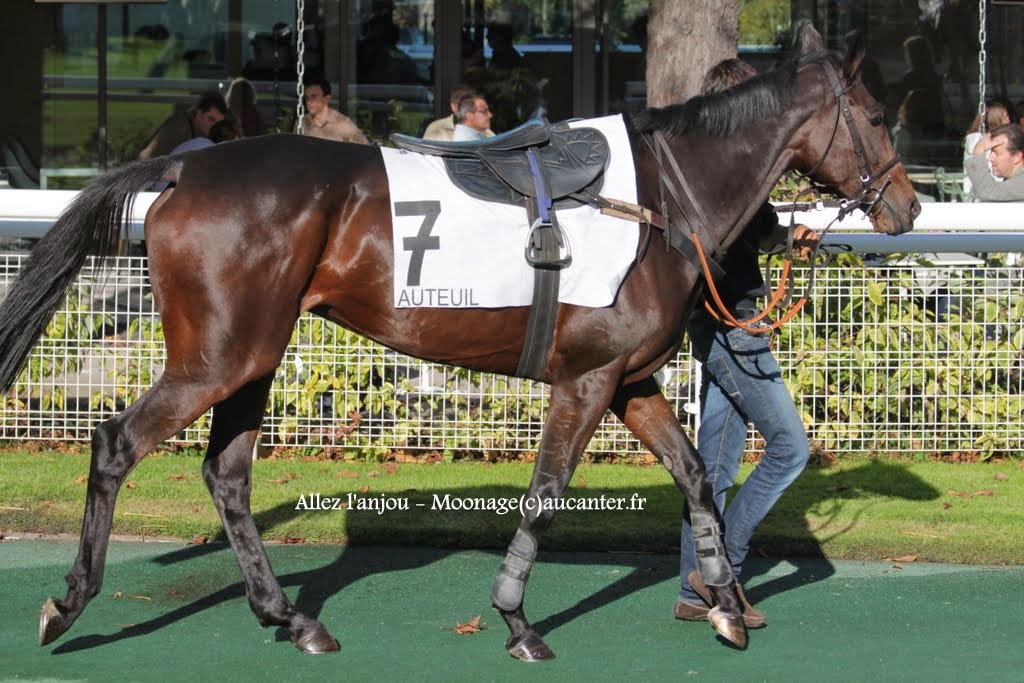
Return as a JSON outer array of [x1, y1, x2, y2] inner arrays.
[[492, 367, 620, 661], [201, 376, 338, 654], [610, 376, 747, 649], [39, 378, 220, 646]]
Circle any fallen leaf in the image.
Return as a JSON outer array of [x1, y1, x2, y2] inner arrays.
[[891, 564, 904, 570], [898, 531, 946, 538], [367, 470, 380, 478], [994, 472, 1009, 481], [974, 489, 995, 497], [280, 537, 306, 544], [267, 472, 298, 484], [358, 485, 369, 493], [127, 595, 151, 601], [892, 554, 918, 562], [335, 470, 359, 478], [168, 589, 182, 598], [113, 591, 123, 599], [453, 616, 483, 634], [187, 535, 209, 545], [576, 474, 588, 488], [826, 483, 850, 492], [169, 474, 188, 481], [74, 474, 88, 484], [942, 502, 952, 509], [947, 490, 971, 498], [125, 482, 137, 490], [383, 463, 399, 475]]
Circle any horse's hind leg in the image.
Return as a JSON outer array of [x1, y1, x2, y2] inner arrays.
[[39, 377, 227, 646], [491, 367, 620, 661], [610, 376, 747, 648], [201, 376, 338, 654]]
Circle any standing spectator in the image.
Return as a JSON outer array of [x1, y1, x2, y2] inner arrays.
[[423, 84, 494, 141], [673, 58, 818, 630], [451, 95, 494, 141], [844, 30, 886, 105], [888, 35, 945, 140], [138, 92, 227, 160], [226, 77, 266, 137], [890, 90, 928, 164], [964, 123, 1024, 201], [295, 79, 369, 144]]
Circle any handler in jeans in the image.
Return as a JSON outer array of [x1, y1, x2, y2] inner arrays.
[[674, 58, 819, 628]]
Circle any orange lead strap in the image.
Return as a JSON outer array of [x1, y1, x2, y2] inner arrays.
[[693, 234, 807, 334]]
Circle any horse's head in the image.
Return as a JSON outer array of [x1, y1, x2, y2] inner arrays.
[[791, 24, 919, 236]]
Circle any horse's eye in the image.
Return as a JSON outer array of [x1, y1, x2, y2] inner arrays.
[[870, 114, 884, 127]]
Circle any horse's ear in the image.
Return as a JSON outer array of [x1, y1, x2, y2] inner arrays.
[[798, 23, 825, 55], [843, 29, 867, 80]]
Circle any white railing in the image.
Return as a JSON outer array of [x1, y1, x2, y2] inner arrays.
[[1, 190, 1022, 457]]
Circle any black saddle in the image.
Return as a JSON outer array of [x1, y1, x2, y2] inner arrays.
[[391, 119, 610, 209]]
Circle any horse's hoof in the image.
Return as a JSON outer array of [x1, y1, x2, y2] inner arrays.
[[292, 624, 340, 654], [39, 597, 68, 646], [708, 606, 747, 649], [506, 630, 556, 661]]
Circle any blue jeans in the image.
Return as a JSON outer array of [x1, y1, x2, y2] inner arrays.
[[679, 325, 809, 602]]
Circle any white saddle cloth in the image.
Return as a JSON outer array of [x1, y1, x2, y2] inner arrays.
[[382, 114, 639, 309]]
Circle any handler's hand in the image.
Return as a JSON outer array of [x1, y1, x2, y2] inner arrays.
[[793, 224, 820, 261]]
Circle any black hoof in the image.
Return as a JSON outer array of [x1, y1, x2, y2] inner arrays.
[[39, 597, 69, 646], [708, 606, 748, 649], [506, 630, 555, 661], [292, 624, 340, 654]]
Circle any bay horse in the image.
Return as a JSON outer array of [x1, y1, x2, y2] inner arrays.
[[0, 25, 916, 661]]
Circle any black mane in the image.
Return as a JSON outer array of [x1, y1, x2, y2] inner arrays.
[[630, 52, 840, 138]]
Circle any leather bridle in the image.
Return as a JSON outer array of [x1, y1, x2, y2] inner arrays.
[[798, 58, 902, 221], [638, 56, 904, 334]]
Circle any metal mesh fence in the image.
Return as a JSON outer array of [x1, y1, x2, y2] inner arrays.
[[0, 254, 1020, 457]]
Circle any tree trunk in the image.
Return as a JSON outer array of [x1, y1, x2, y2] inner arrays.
[[645, 0, 740, 107]]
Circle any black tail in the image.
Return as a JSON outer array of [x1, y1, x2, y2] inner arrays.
[[0, 156, 181, 392]]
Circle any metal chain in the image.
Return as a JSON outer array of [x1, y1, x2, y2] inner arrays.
[[295, 0, 307, 135], [977, 0, 988, 133]]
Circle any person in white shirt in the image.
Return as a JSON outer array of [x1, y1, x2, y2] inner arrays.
[[452, 96, 494, 142], [423, 85, 494, 141]]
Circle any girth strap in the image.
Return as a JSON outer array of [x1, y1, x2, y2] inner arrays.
[[516, 148, 570, 380]]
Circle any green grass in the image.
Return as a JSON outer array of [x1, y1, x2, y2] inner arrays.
[[1, 448, 1021, 565]]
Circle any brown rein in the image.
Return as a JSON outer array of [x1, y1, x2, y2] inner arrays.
[[692, 234, 807, 333]]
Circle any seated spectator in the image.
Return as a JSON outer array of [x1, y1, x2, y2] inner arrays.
[[422, 84, 494, 141], [167, 119, 242, 156], [452, 95, 494, 141], [295, 79, 369, 144], [962, 99, 1011, 196], [138, 92, 227, 160], [964, 123, 1024, 201], [154, 121, 241, 191]]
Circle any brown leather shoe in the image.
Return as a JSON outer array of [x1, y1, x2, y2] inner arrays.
[[687, 570, 766, 628], [673, 599, 711, 621]]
